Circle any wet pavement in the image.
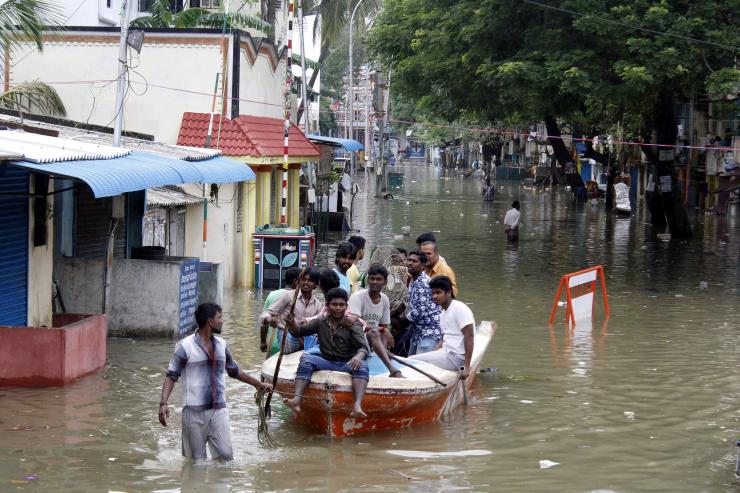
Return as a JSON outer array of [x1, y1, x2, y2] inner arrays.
[[1, 163, 739, 492]]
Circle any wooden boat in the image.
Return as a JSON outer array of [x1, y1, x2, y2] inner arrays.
[[260, 321, 495, 437]]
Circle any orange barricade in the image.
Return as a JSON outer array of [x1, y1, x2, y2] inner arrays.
[[548, 266, 609, 326]]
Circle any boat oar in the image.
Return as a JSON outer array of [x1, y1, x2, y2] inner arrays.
[[264, 268, 305, 418], [389, 355, 447, 387], [458, 366, 469, 406]]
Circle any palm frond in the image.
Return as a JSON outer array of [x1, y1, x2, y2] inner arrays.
[[183, 10, 272, 31], [0, 81, 67, 116], [131, 0, 174, 27], [293, 54, 319, 70], [0, 0, 65, 54]]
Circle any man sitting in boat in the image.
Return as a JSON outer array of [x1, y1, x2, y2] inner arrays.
[[283, 288, 370, 418], [256, 268, 323, 356], [410, 276, 475, 379], [403, 250, 442, 356], [349, 264, 405, 378]]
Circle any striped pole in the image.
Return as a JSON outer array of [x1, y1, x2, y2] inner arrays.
[[281, 0, 295, 226]]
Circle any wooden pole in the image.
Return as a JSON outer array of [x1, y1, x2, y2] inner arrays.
[[389, 355, 447, 387]]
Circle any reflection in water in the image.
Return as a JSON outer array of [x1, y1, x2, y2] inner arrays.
[[1, 163, 740, 492]]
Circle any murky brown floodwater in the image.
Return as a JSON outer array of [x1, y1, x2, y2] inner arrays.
[[2, 163, 740, 492]]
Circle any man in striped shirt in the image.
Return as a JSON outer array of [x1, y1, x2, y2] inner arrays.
[[158, 303, 270, 461]]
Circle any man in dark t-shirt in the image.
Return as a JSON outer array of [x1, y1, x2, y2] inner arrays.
[[283, 288, 370, 418]]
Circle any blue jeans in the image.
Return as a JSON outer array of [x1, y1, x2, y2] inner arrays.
[[296, 353, 369, 381], [409, 335, 439, 356]]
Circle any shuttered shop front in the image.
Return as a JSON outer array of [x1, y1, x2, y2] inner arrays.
[[0, 167, 29, 326], [75, 184, 127, 258]]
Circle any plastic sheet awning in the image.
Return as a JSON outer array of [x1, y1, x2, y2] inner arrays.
[[307, 135, 364, 152], [8, 151, 255, 198]]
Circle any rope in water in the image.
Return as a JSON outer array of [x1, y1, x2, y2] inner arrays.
[[255, 389, 279, 447]]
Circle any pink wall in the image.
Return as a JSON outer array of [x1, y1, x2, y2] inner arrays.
[[0, 314, 107, 387]]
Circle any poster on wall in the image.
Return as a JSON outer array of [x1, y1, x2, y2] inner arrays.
[[178, 259, 199, 336]]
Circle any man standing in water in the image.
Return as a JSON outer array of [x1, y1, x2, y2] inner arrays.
[[349, 264, 405, 378], [158, 303, 270, 461], [504, 200, 521, 242], [284, 288, 370, 418], [333, 242, 356, 295], [412, 276, 475, 378]]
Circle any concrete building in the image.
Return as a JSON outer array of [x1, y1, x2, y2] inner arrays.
[[177, 112, 320, 273], [0, 121, 254, 373], [7, 27, 287, 144]]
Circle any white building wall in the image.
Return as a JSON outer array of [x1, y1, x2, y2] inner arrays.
[[237, 47, 285, 119], [10, 33, 226, 143], [10, 30, 285, 143], [181, 182, 242, 287]]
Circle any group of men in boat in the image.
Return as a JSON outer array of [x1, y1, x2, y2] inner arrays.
[[157, 232, 475, 461], [256, 232, 476, 420]]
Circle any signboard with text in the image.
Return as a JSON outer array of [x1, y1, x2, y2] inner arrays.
[[178, 259, 199, 336]]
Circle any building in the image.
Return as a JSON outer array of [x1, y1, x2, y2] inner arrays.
[[8, 26, 287, 144]]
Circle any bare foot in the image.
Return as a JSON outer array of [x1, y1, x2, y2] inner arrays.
[[389, 369, 406, 378], [283, 397, 301, 415], [350, 406, 367, 419]]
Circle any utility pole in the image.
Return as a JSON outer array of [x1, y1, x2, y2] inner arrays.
[[113, 0, 132, 147], [382, 67, 392, 191], [298, 3, 309, 133]]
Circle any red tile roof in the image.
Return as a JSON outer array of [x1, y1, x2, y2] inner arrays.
[[177, 112, 319, 158]]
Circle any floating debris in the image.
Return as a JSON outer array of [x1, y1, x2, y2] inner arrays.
[[539, 459, 559, 469]]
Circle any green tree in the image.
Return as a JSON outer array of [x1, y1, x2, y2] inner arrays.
[[318, 96, 339, 135], [131, 0, 270, 30], [370, 0, 740, 237], [0, 0, 66, 116]]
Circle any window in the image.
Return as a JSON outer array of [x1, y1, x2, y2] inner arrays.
[[138, 0, 154, 11], [200, 0, 222, 8]]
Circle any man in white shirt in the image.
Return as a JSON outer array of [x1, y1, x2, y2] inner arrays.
[[503, 200, 521, 242], [349, 264, 404, 378], [411, 276, 475, 379]]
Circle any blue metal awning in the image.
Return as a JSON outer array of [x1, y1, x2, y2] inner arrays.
[[191, 156, 256, 183], [7, 150, 255, 198], [308, 135, 364, 152]]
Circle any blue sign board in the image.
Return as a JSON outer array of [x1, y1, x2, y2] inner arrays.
[[178, 259, 199, 336]]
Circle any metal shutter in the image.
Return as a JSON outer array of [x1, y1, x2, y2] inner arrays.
[[0, 167, 29, 326], [75, 184, 128, 258]]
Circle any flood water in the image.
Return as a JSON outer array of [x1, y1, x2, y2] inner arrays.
[[2, 163, 740, 492]]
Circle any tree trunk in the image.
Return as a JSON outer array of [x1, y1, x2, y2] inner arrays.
[[545, 115, 585, 197], [641, 91, 692, 238], [482, 142, 494, 180]]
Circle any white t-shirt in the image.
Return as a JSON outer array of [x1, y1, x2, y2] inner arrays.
[[440, 300, 476, 356], [504, 208, 520, 228], [348, 289, 390, 330]]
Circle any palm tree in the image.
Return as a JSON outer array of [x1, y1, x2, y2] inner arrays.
[[131, 0, 271, 31], [0, 0, 67, 116]]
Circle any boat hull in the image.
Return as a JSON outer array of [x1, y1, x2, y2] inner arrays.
[[262, 321, 495, 437]]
